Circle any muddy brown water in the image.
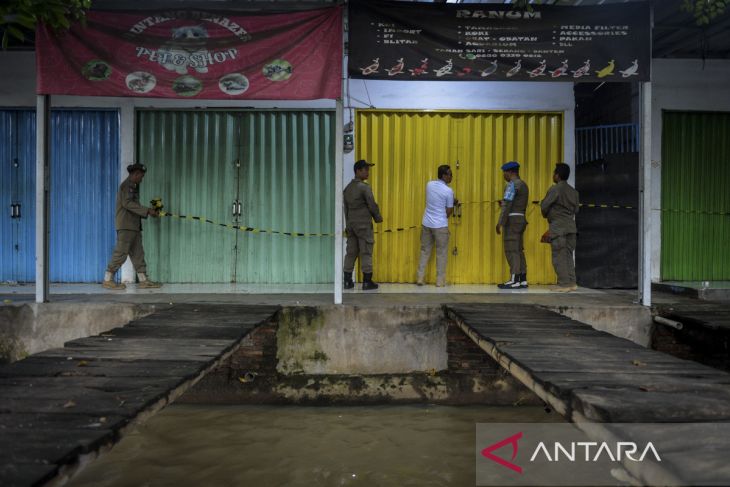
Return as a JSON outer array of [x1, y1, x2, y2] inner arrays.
[[68, 404, 561, 487]]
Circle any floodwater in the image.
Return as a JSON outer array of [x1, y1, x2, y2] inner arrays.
[[68, 404, 561, 487]]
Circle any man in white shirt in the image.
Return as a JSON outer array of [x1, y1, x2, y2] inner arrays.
[[417, 165, 457, 287]]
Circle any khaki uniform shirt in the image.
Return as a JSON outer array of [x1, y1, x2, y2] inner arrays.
[[343, 179, 383, 225], [540, 180, 580, 236], [115, 177, 149, 231], [498, 178, 529, 227]]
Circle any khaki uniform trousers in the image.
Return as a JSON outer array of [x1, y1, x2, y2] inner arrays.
[[417, 226, 450, 285], [503, 215, 527, 276], [106, 230, 147, 274], [550, 233, 577, 286], [344, 223, 375, 274]]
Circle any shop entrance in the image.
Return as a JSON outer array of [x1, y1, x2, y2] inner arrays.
[[137, 110, 335, 284], [355, 110, 563, 285]]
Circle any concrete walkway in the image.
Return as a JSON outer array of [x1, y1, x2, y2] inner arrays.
[[2, 282, 642, 305], [0, 304, 279, 487]]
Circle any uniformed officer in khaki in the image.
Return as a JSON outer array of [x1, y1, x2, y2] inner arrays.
[[102, 163, 161, 290], [343, 159, 383, 290], [496, 161, 529, 289], [541, 162, 580, 292]]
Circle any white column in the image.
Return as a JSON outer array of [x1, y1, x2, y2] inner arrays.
[[563, 107, 576, 186], [35, 95, 50, 303], [639, 82, 652, 306], [120, 101, 135, 283], [334, 99, 344, 304]]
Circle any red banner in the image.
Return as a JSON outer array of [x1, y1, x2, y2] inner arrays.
[[36, 7, 342, 100]]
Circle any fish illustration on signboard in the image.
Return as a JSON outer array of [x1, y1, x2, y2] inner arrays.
[[528, 60, 547, 78], [619, 60, 639, 78], [434, 59, 454, 77], [360, 58, 380, 76], [409, 58, 429, 76], [596, 60, 615, 78], [571, 60, 591, 78], [506, 59, 522, 77], [481, 60, 499, 77], [550, 60, 569, 78], [387, 58, 405, 76]]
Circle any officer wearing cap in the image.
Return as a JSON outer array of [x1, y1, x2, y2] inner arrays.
[[102, 163, 162, 290], [540, 162, 580, 292], [496, 161, 529, 289], [343, 159, 383, 290]]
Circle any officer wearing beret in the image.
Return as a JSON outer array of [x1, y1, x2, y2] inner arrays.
[[343, 159, 383, 290], [496, 161, 529, 289], [102, 163, 162, 290]]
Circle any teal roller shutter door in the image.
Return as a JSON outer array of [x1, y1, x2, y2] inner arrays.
[[138, 110, 239, 283], [237, 111, 335, 284], [137, 110, 335, 284]]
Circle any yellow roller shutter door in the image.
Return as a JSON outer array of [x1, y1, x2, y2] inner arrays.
[[356, 110, 563, 284]]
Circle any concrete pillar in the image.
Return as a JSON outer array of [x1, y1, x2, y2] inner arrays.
[[334, 100, 344, 304], [639, 82, 652, 306], [35, 95, 50, 303], [120, 101, 135, 283]]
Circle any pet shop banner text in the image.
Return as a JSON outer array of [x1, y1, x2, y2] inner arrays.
[[349, 0, 650, 82], [36, 7, 342, 99]]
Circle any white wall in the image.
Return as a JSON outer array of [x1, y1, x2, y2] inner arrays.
[[650, 58, 730, 281]]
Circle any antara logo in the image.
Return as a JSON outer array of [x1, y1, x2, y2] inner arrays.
[[481, 433, 661, 474], [481, 432, 524, 474]]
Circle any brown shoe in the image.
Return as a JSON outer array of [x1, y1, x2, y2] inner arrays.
[[138, 280, 162, 289], [102, 280, 126, 290]]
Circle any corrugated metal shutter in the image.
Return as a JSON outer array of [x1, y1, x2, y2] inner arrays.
[[237, 111, 335, 283], [50, 110, 120, 282], [1, 110, 36, 283], [661, 111, 730, 281], [356, 110, 563, 284], [0, 109, 119, 283], [0, 110, 35, 282], [138, 111, 239, 283], [138, 110, 334, 283]]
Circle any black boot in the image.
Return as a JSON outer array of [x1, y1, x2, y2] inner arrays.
[[344, 271, 354, 290], [497, 274, 521, 290], [519, 273, 528, 289], [362, 272, 379, 290]]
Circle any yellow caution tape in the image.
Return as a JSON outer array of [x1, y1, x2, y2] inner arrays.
[[158, 211, 335, 237]]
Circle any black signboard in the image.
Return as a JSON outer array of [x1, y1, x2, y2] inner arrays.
[[348, 0, 651, 82]]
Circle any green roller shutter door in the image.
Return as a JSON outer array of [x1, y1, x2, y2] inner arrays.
[[137, 110, 334, 284], [237, 111, 334, 283], [661, 111, 730, 281], [138, 111, 239, 283]]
